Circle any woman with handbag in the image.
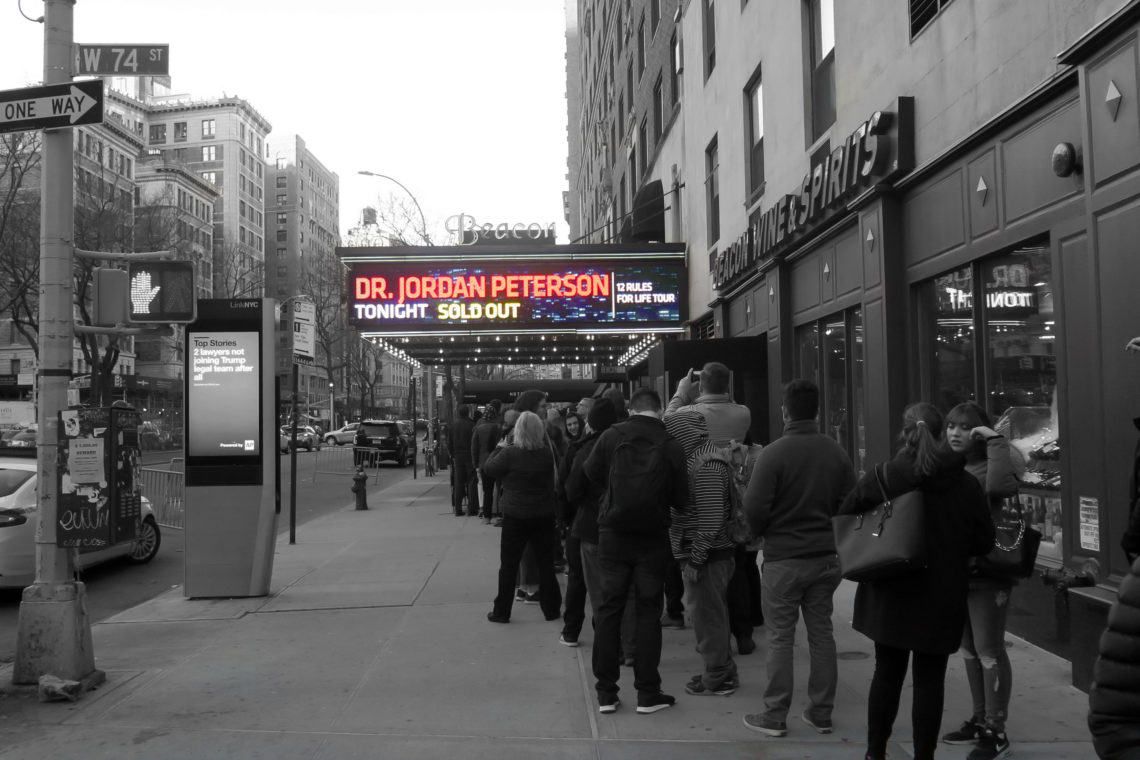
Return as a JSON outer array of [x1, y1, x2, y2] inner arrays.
[[939, 402, 1026, 760], [836, 403, 994, 760]]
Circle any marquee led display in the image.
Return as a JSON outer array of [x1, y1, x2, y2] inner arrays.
[[347, 259, 687, 333]]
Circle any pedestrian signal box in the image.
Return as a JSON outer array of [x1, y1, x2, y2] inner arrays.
[[127, 260, 196, 324]]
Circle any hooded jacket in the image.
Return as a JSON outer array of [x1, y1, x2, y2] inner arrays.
[[1088, 555, 1140, 760], [665, 411, 734, 567], [836, 447, 995, 654]]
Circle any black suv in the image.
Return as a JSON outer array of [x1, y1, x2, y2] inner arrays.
[[359, 419, 414, 466]]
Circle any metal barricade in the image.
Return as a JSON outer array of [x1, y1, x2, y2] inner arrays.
[[312, 445, 381, 484], [140, 467, 185, 529]]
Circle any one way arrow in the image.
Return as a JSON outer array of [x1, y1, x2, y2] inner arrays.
[[0, 79, 104, 135]]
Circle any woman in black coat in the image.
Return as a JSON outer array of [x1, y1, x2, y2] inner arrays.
[[1088, 554, 1140, 760], [836, 402, 995, 760], [483, 411, 562, 623]]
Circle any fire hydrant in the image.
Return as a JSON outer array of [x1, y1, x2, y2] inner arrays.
[[352, 466, 368, 510]]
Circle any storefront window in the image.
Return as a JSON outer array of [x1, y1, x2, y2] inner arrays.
[[795, 308, 863, 468], [796, 322, 819, 384], [921, 241, 1062, 563], [824, 318, 848, 454], [851, 308, 866, 475]]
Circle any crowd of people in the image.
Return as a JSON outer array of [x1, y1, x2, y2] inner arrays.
[[442, 361, 1062, 760]]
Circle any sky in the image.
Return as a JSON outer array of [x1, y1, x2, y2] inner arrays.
[[0, 0, 571, 243]]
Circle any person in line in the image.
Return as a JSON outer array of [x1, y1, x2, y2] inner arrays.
[[513, 391, 558, 596], [564, 411, 584, 444], [836, 402, 994, 760], [740, 379, 855, 738], [450, 405, 478, 517], [576, 396, 596, 421], [492, 409, 520, 528], [940, 401, 1024, 760], [665, 410, 739, 696], [558, 401, 615, 647], [584, 388, 686, 715], [665, 361, 760, 652], [472, 401, 503, 525], [483, 411, 563, 623]]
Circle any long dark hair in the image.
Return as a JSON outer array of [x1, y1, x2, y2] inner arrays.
[[899, 402, 946, 478], [946, 401, 992, 457]]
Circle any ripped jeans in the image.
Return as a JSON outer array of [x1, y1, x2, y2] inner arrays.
[[959, 585, 1013, 732]]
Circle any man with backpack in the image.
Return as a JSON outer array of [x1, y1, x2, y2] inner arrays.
[[740, 379, 856, 738], [666, 361, 762, 655], [665, 410, 739, 697], [584, 388, 687, 715]]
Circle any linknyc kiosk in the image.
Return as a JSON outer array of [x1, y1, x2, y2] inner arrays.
[[183, 299, 277, 597]]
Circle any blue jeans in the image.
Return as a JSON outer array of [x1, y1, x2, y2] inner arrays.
[[760, 555, 841, 723], [960, 585, 1013, 731], [683, 555, 736, 688], [592, 530, 671, 698]]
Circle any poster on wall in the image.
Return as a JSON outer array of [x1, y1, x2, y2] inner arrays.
[[1079, 495, 1100, 552], [57, 408, 112, 549]]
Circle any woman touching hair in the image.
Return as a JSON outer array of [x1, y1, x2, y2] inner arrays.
[[836, 403, 995, 760]]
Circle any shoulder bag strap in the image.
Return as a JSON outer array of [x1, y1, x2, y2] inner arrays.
[[872, 464, 892, 508]]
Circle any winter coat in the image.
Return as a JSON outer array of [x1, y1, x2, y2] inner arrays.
[[1089, 555, 1140, 760], [665, 393, 752, 447], [481, 444, 556, 520], [1122, 418, 1140, 563], [449, 416, 476, 458], [472, 420, 501, 470], [836, 448, 995, 654], [563, 433, 604, 544]]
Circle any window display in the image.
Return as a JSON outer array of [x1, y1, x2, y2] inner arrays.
[[795, 307, 865, 472]]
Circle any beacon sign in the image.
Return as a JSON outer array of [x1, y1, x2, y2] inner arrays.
[[342, 245, 687, 335]]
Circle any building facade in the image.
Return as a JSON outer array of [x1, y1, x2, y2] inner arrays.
[[568, 0, 1140, 678]]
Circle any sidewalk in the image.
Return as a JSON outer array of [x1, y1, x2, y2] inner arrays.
[[0, 475, 1096, 759]]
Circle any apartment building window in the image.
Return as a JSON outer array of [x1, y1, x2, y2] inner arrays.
[[652, 75, 663, 142], [276, 229, 287, 242], [277, 193, 287, 204], [702, 0, 716, 79], [705, 136, 720, 244], [276, 157, 287, 170], [911, 0, 955, 38], [202, 145, 217, 161], [626, 61, 634, 113], [638, 119, 648, 178], [637, 17, 646, 77], [746, 71, 765, 199], [670, 30, 683, 106], [276, 247, 286, 259], [651, 0, 660, 35], [239, 123, 246, 141], [202, 118, 215, 137], [174, 122, 187, 142], [276, 176, 287, 188], [807, 0, 836, 142], [201, 171, 217, 185], [277, 212, 287, 225], [149, 124, 166, 144]]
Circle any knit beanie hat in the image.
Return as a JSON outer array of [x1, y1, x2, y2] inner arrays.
[[664, 410, 708, 457], [513, 389, 547, 413], [602, 388, 628, 419], [587, 398, 618, 432]]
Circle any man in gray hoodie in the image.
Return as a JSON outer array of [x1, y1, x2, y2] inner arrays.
[[741, 379, 855, 738]]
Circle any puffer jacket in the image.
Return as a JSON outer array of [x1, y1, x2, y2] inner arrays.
[[1089, 555, 1140, 760]]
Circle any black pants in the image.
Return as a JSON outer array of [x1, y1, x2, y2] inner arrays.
[[480, 472, 496, 517], [727, 547, 763, 638], [592, 530, 671, 698], [663, 558, 684, 619], [867, 643, 950, 760], [562, 534, 587, 638], [451, 457, 478, 515], [492, 516, 562, 621]]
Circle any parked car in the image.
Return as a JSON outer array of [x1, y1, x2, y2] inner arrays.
[[6, 427, 37, 450], [0, 454, 161, 589], [0, 426, 28, 449], [359, 419, 414, 466], [279, 425, 321, 452], [324, 422, 360, 446], [139, 421, 171, 451]]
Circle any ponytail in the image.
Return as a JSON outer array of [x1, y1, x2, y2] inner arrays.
[[898, 402, 946, 478]]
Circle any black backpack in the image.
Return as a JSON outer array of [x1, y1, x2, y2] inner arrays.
[[599, 431, 672, 534]]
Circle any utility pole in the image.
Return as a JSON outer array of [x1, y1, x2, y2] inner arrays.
[[15, 0, 99, 685]]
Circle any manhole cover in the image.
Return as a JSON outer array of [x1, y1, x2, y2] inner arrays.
[[838, 651, 869, 661]]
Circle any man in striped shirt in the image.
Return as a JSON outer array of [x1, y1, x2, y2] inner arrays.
[[665, 411, 739, 697]]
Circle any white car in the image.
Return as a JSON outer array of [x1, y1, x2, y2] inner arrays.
[[0, 455, 162, 590], [324, 422, 360, 446]]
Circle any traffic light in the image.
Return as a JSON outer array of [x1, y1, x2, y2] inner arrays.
[[127, 260, 196, 324]]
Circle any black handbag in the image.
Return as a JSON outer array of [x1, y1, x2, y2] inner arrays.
[[833, 465, 927, 582], [976, 495, 1042, 579]]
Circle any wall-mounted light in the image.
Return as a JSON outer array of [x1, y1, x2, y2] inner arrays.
[[1051, 142, 1082, 178]]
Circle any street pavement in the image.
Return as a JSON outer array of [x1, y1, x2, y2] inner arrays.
[[0, 473, 1098, 759]]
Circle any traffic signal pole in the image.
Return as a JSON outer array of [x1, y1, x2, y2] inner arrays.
[[14, 0, 100, 685]]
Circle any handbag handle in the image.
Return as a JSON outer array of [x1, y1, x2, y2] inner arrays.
[[870, 465, 894, 537], [994, 493, 1027, 552]]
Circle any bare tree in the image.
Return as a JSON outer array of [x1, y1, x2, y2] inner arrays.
[[214, 236, 264, 298], [0, 133, 43, 356], [302, 255, 347, 400]]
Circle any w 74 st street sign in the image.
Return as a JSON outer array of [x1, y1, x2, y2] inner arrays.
[[0, 79, 103, 135]]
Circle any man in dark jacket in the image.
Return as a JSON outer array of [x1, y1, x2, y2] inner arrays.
[[449, 405, 478, 517], [584, 388, 686, 715], [741, 379, 855, 738], [472, 402, 502, 523]]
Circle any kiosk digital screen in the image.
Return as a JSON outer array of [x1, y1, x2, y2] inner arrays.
[[188, 330, 260, 457], [347, 259, 686, 333]]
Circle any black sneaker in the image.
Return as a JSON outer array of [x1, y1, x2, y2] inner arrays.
[[943, 717, 985, 745], [685, 675, 735, 696], [514, 588, 527, 602], [636, 692, 676, 714], [523, 592, 540, 604], [967, 728, 1011, 760], [559, 632, 579, 647], [597, 694, 620, 714]]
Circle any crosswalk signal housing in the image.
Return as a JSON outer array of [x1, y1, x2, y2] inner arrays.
[[127, 260, 196, 324]]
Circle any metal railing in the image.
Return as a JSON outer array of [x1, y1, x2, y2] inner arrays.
[[312, 445, 383, 484], [140, 467, 184, 529]]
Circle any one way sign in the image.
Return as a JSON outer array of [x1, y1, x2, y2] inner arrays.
[[0, 79, 103, 135]]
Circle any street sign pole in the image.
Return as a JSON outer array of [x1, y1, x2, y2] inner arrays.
[[15, 0, 99, 686]]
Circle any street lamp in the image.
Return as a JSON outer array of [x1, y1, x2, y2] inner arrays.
[[357, 170, 429, 242], [329, 381, 335, 428]]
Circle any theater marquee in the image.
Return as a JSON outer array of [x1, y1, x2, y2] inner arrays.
[[341, 245, 687, 335]]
